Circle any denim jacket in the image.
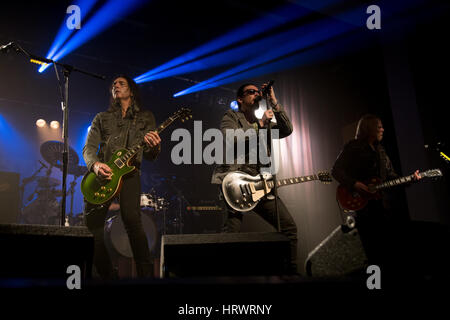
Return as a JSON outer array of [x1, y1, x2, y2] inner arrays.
[[83, 107, 160, 172]]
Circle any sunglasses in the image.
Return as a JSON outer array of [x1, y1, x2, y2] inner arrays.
[[243, 89, 260, 96]]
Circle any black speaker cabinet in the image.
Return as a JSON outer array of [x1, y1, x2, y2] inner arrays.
[[305, 225, 368, 277], [0, 224, 94, 279], [0, 171, 20, 224], [160, 232, 291, 277]]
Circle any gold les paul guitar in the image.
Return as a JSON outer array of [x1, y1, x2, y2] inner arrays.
[[81, 108, 192, 205]]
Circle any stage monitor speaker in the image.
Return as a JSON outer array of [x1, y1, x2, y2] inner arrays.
[[0, 171, 20, 224], [160, 232, 290, 278], [305, 225, 367, 277], [0, 224, 94, 279]]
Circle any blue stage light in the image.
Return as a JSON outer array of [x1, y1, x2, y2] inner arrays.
[[172, 0, 428, 97], [134, 2, 319, 83], [72, 123, 93, 165], [0, 114, 34, 161], [176, 30, 369, 98], [39, 0, 145, 73], [39, 0, 98, 73], [174, 14, 356, 97], [136, 22, 313, 83]]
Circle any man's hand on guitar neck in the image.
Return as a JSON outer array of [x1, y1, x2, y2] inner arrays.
[[413, 170, 421, 181], [93, 162, 112, 180], [144, 131, 161, 148]]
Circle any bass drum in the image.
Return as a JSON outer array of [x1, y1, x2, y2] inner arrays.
[[104, 211, 158, 259]]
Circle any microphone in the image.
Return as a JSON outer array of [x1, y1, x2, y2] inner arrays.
[[39, 160, 48, 169], [0, 42, 15, 52], [261, 80, 275, 96]]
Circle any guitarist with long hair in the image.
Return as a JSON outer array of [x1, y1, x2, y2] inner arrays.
[[332, 114, 421, 273], [82, 74, 161, 279]]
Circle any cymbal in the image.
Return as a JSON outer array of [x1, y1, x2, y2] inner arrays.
[[40, 140, 79, 170], [36, 176, 60, 188]]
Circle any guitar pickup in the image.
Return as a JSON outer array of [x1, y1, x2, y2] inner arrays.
[[114, 158, 124, 168], [241, 183, 251, 196], [239, 184, 247, 196]]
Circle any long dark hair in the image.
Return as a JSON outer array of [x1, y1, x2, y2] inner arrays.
[[108, 74, 142, 114], [355, 114, 381, 141]]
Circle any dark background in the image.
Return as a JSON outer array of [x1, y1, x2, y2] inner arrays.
[[1, 0, 449, 271]]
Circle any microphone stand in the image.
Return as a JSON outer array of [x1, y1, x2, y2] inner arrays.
[[263, 93, 281, 233], [8, 42, 105, 226]]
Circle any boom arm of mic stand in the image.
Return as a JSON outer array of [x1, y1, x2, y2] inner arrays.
[[10, 42, 106, 226]]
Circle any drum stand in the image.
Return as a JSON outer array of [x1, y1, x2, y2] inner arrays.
[[65, 177, 77, 225], [167, 177, 189, 234], [18, 162, 46, 215]]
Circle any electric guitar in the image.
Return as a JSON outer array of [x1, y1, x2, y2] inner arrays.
[[336, 168, 443, 211], [81, 108, 192, 205], [222, 171, 332, 212]]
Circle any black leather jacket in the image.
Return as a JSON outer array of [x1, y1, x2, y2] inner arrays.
[[83, 107, 160, 172]]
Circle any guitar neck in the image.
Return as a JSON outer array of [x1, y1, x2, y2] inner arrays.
[[374, 173, 419, 190], [122, 116, 177, 160], [267, 175, 318, 188]]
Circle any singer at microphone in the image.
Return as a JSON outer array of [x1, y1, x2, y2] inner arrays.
[[211, 81, 298, 274], [261, 80, 275, 96], [260, 80, 279, 111]]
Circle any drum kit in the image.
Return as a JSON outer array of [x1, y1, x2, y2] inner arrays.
[[19, 141, 87, 225], [19, 141, 182, 262]]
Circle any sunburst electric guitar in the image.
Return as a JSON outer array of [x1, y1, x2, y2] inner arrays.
[[222, 171, 332, 212], [336, 168, 443, 211], [81, 108, 192, 205]]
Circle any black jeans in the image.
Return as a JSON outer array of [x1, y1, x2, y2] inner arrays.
[[355, 200, 403, 276], [84, 171, 153, 279], [221, 190, 298, 274]]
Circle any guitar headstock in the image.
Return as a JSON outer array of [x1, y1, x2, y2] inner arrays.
[[422, 169, 443, 179], [173, 107, 192, 123], [318, 171, 332, 184]]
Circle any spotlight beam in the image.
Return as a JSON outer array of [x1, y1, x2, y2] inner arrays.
[[136, 23, 316, 83], [39, 0, 99, 73], [134, 1, 341, 82], [175, 30, 367, 98], [39, 0, 145, 73], [174, 12, 358, 97], [173, 0, 427, 97]]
